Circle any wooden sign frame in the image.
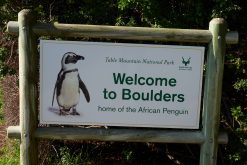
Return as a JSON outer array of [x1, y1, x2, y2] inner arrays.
[[6, 9, 238, 165]]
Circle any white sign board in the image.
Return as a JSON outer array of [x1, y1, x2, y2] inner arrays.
[[40, 40, 204, 129]]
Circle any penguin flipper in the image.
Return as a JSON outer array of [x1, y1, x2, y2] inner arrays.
[[52, 69, 63, 106], [78, 75, 90, 102], [52, 85, 56, 106]]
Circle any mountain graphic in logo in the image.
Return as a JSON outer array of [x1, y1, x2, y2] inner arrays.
[[182, 57, 191, 66]]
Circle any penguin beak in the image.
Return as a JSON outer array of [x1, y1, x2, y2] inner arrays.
[[77, 55, 84, 60]]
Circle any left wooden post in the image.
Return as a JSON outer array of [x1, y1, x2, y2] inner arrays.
[[18, 9, 38, 165]]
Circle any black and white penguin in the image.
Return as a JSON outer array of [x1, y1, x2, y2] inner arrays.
[[52, 52, 90, 115]]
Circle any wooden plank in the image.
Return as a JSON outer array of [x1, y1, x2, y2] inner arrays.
[[7, 126, 228, 144], [226, 31, 239, 44], [7, 126, 21, 139], [7, 21, 210, 42], [6, 21, 238, 44], [200, 18, 227, 165], [35, 127, 229, 144], [35, 128, 204, 144], [33, 23, 212, 43], [18, 9, 39, 165]]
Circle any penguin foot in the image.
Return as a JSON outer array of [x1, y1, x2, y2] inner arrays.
[[59, 109, 70, 115], [71, 111, 80, 115], [71, 112, 80, 115]]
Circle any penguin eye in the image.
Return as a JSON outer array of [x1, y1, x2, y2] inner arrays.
[[65, 55, 72, 64], [65, 55, 77, 64]]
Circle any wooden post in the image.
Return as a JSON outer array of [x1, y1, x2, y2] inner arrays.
[[200, 18, 227, 165], [18, 9, 38, 165]]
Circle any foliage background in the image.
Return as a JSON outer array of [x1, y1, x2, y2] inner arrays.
[[0, 0, 246, 164]]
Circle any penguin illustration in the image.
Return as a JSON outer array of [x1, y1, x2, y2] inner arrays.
[[52, 52, 90, 115]]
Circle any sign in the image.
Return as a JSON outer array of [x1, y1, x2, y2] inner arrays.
[[40, 40, 204, 129]]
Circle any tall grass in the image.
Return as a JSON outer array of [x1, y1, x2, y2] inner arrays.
[[0, 83, 4, 125], [0, 75, 20, 164], [0, 140, 20, 165]]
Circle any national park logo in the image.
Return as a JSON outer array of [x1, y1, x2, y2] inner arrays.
[[179, 57, 192, 71]]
